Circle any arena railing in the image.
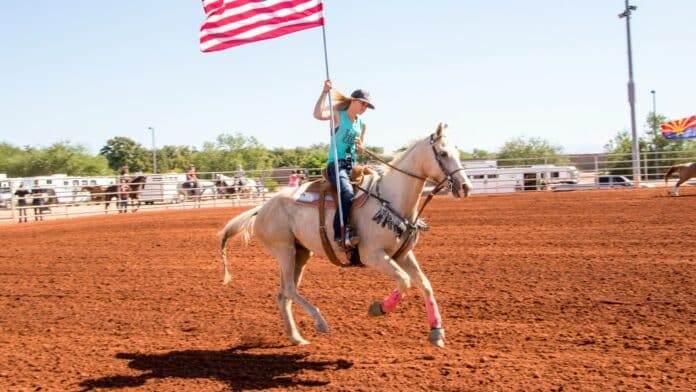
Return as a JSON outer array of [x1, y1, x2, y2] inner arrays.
[[1, 152, 695, 224]]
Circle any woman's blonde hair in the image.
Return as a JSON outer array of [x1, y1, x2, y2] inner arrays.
[[331, 89, 352, 111]]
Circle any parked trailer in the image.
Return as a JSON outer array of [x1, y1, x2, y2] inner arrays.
[[21, 175, 116, 204], [140, 174, 186, 205], [461, 162, 579, 194]]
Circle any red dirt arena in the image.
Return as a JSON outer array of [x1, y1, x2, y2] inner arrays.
[[1, 188, 694, 391]]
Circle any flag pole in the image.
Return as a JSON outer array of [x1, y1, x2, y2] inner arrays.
[[320, 18, 346, 242]]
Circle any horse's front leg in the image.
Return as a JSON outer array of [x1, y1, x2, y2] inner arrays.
[[398, 250, 445, 348], [363, 249, 411, 317]]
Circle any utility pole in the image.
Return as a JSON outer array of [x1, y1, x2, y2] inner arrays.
[[619, 0, 641, 185]]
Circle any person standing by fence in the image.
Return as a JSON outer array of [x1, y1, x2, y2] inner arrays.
[[118, 178, 130, 213], [14, 184, 30, 223], [288, 170, 299, 187], [30, 180, 48, 221]]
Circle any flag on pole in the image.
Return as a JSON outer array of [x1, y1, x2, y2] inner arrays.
[[200, 0, 324, 53], [661, 115, 696, 139]]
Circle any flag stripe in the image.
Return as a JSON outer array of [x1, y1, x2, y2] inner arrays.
[[200, 3, 322, 44], [200, 0, 324, 53]]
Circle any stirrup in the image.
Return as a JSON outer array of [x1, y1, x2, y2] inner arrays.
[[345, 226, 360, 247]]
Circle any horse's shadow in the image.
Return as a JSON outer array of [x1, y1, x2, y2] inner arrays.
[[79, 343, 352, 391]]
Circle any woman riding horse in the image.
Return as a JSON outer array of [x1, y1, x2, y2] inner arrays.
[[219, 124, 472, 348]]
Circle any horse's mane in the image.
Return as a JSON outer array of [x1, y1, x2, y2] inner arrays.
[[384, 137, 421, 172]]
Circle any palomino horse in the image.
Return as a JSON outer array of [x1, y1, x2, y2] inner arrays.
[[664, 162, 696, 196], [219, 124, 472, 348], [104, 175, 146, 212]]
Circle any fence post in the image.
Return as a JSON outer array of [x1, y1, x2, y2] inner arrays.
[[10, 193, 16, 222], [594, 156, 599, 189]]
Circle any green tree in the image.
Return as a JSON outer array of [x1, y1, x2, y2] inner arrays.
[[496, 137, 568, 165], [156, 145, 195, 173], [604, 113, 696, 178], [99, 137, 151, 173], [196, 132, 273, 173], [459, 148, 493, 160], [0, 142, 111, 177], [602, 130, 649, 177]]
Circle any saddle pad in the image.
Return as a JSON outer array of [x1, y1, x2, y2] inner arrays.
[[293, 174, 374, 208], [296, 192, 333, 203]]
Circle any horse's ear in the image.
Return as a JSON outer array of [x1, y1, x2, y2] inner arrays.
[[435, 122, 448, 137]]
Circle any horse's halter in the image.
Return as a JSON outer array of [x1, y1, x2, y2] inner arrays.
[[428, 133, 467, 195]]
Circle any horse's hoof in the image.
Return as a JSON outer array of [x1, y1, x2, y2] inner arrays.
[[315, 320, 330, 333], [290, 337, 310, 346], [368, 301, 385, 317], [428, 327, 446, 348]]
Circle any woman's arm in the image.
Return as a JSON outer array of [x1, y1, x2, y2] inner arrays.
[[313, 80, 336, 123], [355, 123, 367, 154]]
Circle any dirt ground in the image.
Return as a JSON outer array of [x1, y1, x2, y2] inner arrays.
[[0, 188, 694, 391]]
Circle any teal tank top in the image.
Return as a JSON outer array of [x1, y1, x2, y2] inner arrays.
[[327, 110, 362, 163]]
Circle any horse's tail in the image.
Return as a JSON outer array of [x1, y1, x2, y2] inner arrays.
[[664, 164, 682, 184], [217, 205, 262, 285]]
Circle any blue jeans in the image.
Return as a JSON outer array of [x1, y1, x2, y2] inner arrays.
[[326, 160, 353, 241]]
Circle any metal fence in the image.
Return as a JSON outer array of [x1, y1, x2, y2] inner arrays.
[[2, 150, 695, 224]]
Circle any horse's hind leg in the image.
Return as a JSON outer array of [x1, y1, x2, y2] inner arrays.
[[672, 178, 687, 196], [398, 250, 446, 348], [271, 244, 327, 345]]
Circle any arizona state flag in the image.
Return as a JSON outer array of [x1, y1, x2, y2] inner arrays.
[[661, 115, 696, 139]]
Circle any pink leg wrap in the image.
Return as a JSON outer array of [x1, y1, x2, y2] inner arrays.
[[381, 289, 404, 313], [425, 299, 442, 329]]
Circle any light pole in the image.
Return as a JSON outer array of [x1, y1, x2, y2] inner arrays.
[[619, 1, 641, 185], [650, 89, 658, 138], [650, 90, 658, 180], [148, 126, 157, 174], [650, 89, 656, 116]]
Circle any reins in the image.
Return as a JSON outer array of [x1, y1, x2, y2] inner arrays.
[[362, 133, 465, 221], [359, 132, 467, 260]]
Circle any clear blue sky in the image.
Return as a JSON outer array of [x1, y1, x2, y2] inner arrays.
[[1, 1, 694, 155]]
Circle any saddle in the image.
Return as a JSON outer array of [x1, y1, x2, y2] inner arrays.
[[294, 165, 377, 267]]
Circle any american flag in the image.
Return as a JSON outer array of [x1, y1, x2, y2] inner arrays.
[[200, 0, 324, 53]]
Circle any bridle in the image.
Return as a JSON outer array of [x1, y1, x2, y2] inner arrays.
[[362, 132, 467, 199]]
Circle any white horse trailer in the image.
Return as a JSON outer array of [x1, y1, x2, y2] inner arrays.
[[22, 175, 116, 204], [463, 163, 579, 194], [140, 174, 185, 204]]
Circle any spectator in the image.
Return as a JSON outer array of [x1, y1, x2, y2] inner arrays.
[[31, 180, 48, 221], [288, 170, 299, 187], [297, 169, 307, 185], [14, 184, 30, 223], [119, 165, 130, 181], [118, 178, 130, 213]]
